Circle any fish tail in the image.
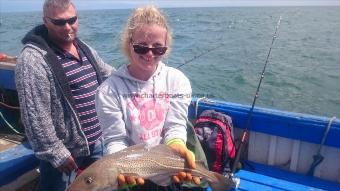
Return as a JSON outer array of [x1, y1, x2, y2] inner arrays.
[[209, 172, 235, 191]]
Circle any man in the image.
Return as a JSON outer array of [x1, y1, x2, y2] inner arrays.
[[15, 0, 113, 190]]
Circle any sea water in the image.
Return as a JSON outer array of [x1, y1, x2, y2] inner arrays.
[[1, 6, 339, 117]]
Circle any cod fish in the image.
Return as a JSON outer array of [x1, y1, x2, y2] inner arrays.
[[68, 144, 235, 191]]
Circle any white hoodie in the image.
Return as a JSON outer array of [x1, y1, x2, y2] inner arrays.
[[96, 62, 192, 154]]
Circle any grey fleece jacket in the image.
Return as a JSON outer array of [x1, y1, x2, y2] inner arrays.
[[15, 25, 113, 168], [96, 62, 191, 154]]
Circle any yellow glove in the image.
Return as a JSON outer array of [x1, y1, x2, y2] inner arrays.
[[167, 139, 200, 185], [117, 174, 144, 189]]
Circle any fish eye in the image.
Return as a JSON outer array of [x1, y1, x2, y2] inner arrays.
[[84, 176, 93, 185]]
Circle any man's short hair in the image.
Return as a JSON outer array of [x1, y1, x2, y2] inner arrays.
[[43, 0, 73, 16]]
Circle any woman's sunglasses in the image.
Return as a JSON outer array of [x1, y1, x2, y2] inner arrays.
[[132, 44, 167, 56], [47, 16, 78, 26]]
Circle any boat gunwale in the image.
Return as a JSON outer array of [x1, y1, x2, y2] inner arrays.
[[189, 97, 340, 148]]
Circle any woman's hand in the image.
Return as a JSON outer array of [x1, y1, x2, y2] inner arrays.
[[118, 174, 145, 189], [168, 141, 201, 185]]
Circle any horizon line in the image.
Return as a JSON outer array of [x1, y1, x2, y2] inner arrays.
[[2, 4, 340, 13]]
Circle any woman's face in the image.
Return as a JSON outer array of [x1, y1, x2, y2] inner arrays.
[[128, 24, 167, 80]]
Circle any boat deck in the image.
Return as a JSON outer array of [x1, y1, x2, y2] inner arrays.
[[0, 140, 39, 191], [0, 138, 18, 152], [234, 162, 340, 191], [233, 170, 328, 191]]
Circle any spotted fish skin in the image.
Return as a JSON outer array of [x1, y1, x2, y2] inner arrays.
[[68, 144, 235, 191]]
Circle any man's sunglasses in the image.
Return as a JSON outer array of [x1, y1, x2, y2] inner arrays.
[[132, 44, 167, 56], [47, 16, 77, 26]]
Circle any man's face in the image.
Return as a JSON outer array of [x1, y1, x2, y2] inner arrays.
[[43, 3, 78, 44]]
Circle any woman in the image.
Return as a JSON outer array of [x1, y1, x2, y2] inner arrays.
[[96, 5, 199, 190]]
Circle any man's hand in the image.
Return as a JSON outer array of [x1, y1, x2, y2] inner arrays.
[[57, 156, 78, 175], [118, 174, 145, 188], [168, 141, 201, 185]]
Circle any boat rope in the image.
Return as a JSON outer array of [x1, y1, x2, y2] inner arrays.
[[0, 101, 20, 110], [0, 111, 21, 134], [306, 116, 336, 176], [231, 16, 282, 174]]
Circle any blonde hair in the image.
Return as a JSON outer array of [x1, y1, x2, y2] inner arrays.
[[121, 5, 172, 60]]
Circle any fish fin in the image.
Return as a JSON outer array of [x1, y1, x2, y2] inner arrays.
[[195, 160, 211, 174], [209, 172, 235, 191], [149, 174, 172, 186]]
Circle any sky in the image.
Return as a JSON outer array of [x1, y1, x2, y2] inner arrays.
[[1, 0, 340, 13]]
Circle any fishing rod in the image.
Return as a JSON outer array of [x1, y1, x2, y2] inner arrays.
[[231, 16, 282, 174], [176, 43, 225, 69]]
